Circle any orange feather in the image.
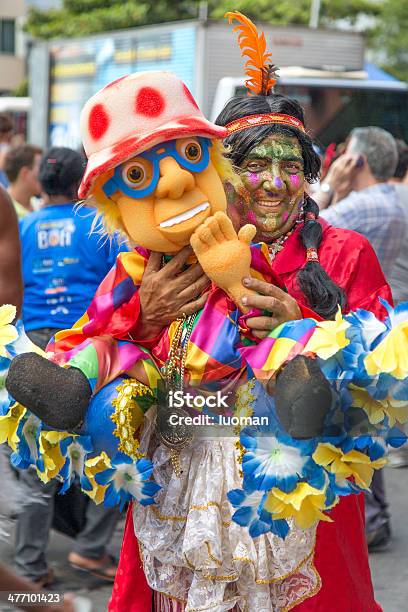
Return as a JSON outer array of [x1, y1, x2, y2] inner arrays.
[[225, 11, 277, 96]]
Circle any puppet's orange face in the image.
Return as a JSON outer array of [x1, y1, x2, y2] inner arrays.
[[108, 138, 226, 252]]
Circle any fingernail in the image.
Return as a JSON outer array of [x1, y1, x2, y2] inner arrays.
[[242, 296, 248, 305], [243, 277, 251, 286]]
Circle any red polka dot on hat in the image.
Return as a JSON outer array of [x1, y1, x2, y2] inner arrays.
[[88, 103, 110, 140], [135, 87, 165, 117]]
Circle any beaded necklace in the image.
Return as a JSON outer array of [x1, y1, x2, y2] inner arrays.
[[267, 208, 304, 260], [155, 260, 197, 474]]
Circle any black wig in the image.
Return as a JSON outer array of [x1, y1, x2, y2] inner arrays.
[[216, 94, 346, 319]]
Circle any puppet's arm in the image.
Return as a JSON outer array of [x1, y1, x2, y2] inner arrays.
[[190, 211, 257, 312], [5, 249, 153, 431]]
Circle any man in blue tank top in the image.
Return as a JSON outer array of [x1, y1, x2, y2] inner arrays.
[[16, 147, 126, 587]]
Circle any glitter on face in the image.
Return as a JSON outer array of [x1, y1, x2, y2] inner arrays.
[[246, 210, 257, 224], [248, 172, 259, 186], [289, 174, 300, 189], [238, 135, 305, 240]]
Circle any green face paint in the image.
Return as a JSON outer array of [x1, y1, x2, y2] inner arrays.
[[235, 135, 305, 240]]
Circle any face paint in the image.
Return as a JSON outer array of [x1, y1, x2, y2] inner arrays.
[[246, 210, 257, 224], [289, 174, 300, 189], [236, 134, 305, 241], [248, 172, 259, 186]]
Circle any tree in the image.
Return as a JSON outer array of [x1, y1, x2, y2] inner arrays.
[[211, 0, 380, 27], [25, 0, 381, 39], [24, 0, 407, 81], [369, 0, 408, 81]]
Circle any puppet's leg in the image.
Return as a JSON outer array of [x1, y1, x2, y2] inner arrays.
[[6, 338, 151, 431], [272, 355, 334, 439], [241, 319, 335, 440]]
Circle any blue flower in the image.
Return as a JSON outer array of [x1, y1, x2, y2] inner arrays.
[[95, 453, 160, 511], [327, 472, 362, 497], [380, 298, 408, 330], [240, 428, 317, 493], [386, 426, 407, 448], [59, 435, 93, 494], [345, 308, 387, 351], [11, 413, 42, 470], [227, 486, 289, 539]]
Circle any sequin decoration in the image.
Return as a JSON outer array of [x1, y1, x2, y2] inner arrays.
[[111, 379, 154, 459]]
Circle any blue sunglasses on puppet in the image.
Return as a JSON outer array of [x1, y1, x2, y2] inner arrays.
[[102, 137, 211, 200]]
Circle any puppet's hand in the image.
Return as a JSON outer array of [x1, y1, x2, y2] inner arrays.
[[190, 211, 256, 311]]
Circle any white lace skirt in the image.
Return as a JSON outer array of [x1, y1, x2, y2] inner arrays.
[[133, 408, 321, 612]]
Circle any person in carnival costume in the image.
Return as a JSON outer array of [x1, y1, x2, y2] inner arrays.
[[1, 12, 407, 612]]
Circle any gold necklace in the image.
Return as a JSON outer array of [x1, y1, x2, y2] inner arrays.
[[156, 307, 196, 475]]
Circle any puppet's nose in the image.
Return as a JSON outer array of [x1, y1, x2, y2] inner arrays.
[[156, 157, 195, 199]]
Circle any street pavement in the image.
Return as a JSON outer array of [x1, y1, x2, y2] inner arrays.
[[0, 466, 406, 611], [369, 466, 408, 612]]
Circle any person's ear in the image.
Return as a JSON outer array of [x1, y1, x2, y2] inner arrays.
[[18, 166, 31, 181]]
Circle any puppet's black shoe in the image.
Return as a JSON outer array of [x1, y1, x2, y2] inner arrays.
[[274, 355, 333, 439], [6, 352, 91, 430]]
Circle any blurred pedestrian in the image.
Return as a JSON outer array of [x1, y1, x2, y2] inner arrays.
[[387, 140, 408, 469], [15, 146, 126, 586], [0, 113, 13, 188], [0, 185, 23, 314], [4, 144, 43, 219], [315, 126, 407, 277], [0, 189, 85, 609], [388, 139, 408, 304], [314, 127, 406, 551]]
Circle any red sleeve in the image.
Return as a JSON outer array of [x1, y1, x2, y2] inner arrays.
[[277, 224, 392, 323], [298, 303, 323, 321], [332, 233, 393, 320]]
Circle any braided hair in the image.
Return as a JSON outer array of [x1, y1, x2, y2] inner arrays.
[[39, 147, 85, 200], [216, 94, 346, 319]]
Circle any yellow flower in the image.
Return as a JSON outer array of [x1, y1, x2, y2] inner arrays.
[[304, 308, 350, 359], [313, 443, 386, 490], [85, 452, 111, 504], [0, 403, 26, 451], [351, 386, 408, 426], [37, 430, 70, 481], [365, 320, 408, 379], [264, 482, 335, 530], [0, 305, 18, 357]]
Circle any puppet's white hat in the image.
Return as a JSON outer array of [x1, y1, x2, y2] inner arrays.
[[78, 71, 227, 199]]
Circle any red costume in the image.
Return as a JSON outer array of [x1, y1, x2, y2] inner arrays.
[[109, 219, 387, 611]]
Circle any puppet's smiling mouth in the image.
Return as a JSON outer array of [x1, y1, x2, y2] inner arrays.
[[159, 202, 210, 228]]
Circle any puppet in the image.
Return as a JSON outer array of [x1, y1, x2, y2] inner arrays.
[[0, 43, 407, 611]]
